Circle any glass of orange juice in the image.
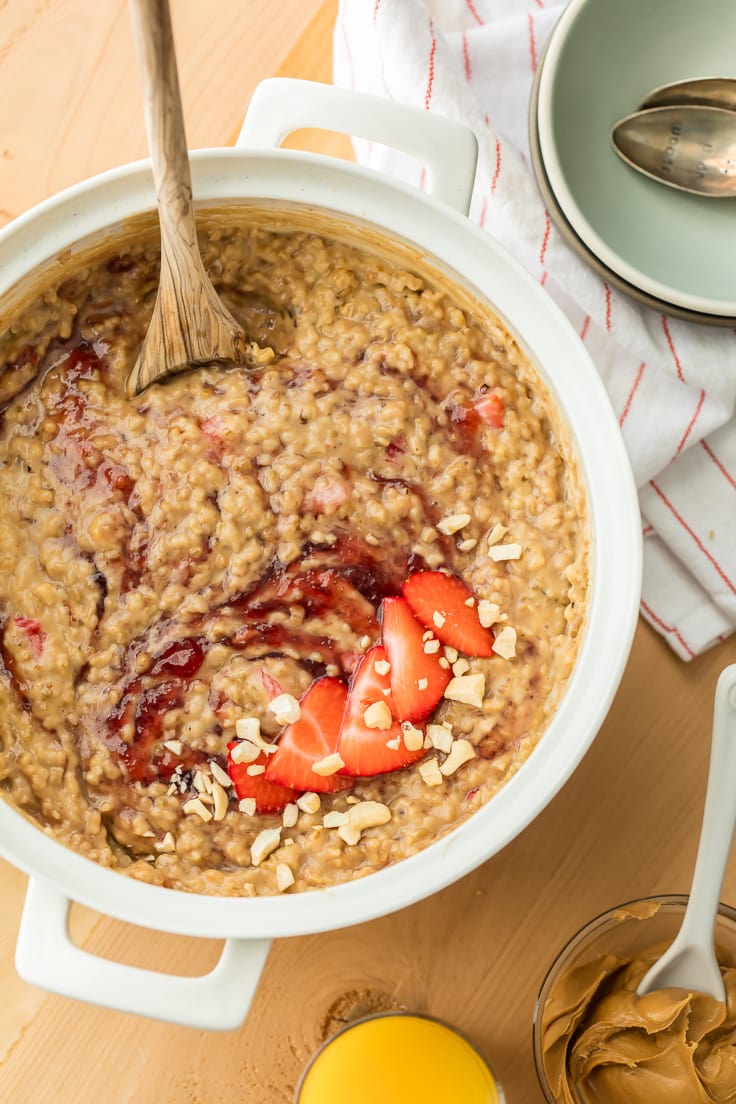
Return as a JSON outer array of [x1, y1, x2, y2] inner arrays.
[[295, 1012, 504, 1104]]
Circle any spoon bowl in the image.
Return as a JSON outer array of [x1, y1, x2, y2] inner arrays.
[[637, 665, 736, 1001], [639, 76, 736, 113], [611, 105, 736, 197]]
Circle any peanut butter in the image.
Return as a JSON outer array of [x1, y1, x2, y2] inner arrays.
[[540, 928, 736, 1103]]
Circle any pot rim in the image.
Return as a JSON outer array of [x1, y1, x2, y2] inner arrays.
[[0, 147, 642, 938]]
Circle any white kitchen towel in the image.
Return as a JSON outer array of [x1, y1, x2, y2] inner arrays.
[[333, 0, 736, 660]]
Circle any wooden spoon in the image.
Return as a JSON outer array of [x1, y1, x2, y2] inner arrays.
[[126, 0, 258, 397]]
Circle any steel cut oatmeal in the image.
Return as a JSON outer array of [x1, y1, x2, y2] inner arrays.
[[0, 210, 588, 896]]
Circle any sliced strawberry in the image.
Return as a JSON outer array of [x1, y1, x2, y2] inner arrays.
[[403, 571, 494, 657], [264, 676, 352, 793], [227, 744, 297, 814], [337, 646, 426, 777], [380, 597, 450, 721], [475, 392, 505, 429]]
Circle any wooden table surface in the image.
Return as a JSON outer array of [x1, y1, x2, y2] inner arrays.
[[0, 2, 732, 1101]]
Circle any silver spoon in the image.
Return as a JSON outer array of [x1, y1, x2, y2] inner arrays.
[[637, 665, 736, 1002], [611, 105, 736, 197], [639, 76, 736, 113]]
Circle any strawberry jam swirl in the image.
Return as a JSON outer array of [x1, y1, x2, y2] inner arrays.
[[0, 215, 587, 895]]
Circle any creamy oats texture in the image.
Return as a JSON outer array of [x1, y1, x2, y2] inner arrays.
[[0, 212, 588, 896]]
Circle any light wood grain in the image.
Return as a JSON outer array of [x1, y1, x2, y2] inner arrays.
[[0, 3, 733, 1103]]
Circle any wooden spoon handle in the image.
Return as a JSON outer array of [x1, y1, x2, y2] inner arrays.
[[128, 0, 198, 259]]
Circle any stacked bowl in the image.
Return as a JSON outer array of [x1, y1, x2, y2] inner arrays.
[[530, 0, 736, 325]]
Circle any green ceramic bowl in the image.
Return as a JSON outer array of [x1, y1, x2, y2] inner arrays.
[[536, 0, 736, 317]]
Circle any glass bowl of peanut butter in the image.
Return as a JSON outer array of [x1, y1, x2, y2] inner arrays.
[[533, 895, 736, 1104]]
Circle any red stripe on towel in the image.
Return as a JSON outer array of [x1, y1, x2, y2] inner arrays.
[[491, 137, 502, 193], [672, 388, 705, 459], [641, 599, 695, 658], [462, 32, 472, 80], [539, 210, 551, 266], [425, 19, 437, 109], [649, 480, 736, 596], [619, 362, 646, 427], [702, 439, 736, 492], [662, 315, 686, 382], [528, 13, 538, 72], [465, 0, 484, 25]]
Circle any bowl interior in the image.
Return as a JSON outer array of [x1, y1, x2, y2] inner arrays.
[[538, 0, 736, 314]]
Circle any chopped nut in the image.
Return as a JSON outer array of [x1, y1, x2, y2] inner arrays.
[[156, 831, 176, 852], [463, 596, 476, 608], [417, 677, 428, 691], [323, 810, 349, 828], [358, 634, 372, 650], [452, 658, 470, 677], [250, 828, 281, 867], [492, 626, 517, 660], [438, 657, 450, 669], [230, 739, 261, 765], [210, 760, 232, 788], [235, 717, 262, 743], [422, 630, 434, 642], [423, 638, 440, 654], [182, 798, 213, 823], [489, 543, 522, 562], [162, 739, 183, 755], [312, 752, 345, 776], [432, 611, 446, 629], [363, 700, 393, 730], [374, 658, 391, 676], [238, 798, 256, 816], [247, 763, 266, 776], [457, 538, 477, 552], [418, 758, 443, 787], [282, 802, 298, 828], [386, 737, 401, 750], [487, 523, 508, 545], [336, 801, 391, 846], [477, 599, 501, 628], [437, 512, 471, 535], [211, 781, 229, 821], [276, 863, 295, 892], [193, 770, 211, 794], [401, 722, 424, 751], [427, 723, 453, 753], [444, 672, 485, 709], [440, 738, 476, 776], [269, 693, 301, 725], [346, 795, 360, 805], [233, 717, 278, 755], [443, 645, 459, 664], [296, 792, 321, 815]]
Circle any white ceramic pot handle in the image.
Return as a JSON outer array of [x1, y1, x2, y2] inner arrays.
[[15, 878, 271, 1031], [237, 78, 478, 215]]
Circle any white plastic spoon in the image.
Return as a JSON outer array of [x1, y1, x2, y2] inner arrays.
[[638, 664, 736, 1002]]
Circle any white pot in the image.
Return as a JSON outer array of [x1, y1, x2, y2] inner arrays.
[[0, 79, 641, 1031]]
